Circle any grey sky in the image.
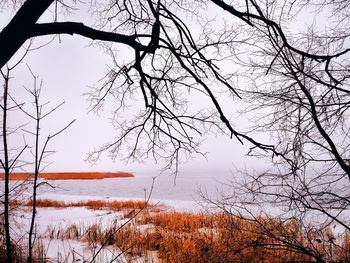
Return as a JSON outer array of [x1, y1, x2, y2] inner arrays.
[[1, 1, 323, 174], [3, 31, 258, 174]]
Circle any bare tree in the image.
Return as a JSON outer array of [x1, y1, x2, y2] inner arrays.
[[11, 69, 75, 263], [1, 0, 350, 261], [0, 0, 284, 171], [1, 67, 14, 263], [198, 0, 350, 261], [0, 1, 347, 164], [1, 62, 74, 262], [0, 65, 29, 263]]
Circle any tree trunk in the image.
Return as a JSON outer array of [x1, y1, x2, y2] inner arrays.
[[2, 72, 11, 263], [0, 0, 53, 68]]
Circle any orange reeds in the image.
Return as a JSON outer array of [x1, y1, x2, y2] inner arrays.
[[5, 172, 134, 180], [25, 199, 66, 208], [22, 198, 151, 211], [74, 200, 149, 211], [25, 199, 350, 263], [52, 211, 318, 262], [138, 211, 211, 232]]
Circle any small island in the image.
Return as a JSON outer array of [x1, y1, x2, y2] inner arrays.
[[5, 172, 134, 180]]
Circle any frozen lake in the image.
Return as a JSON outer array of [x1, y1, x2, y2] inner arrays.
[[9, 168, 236, 211]]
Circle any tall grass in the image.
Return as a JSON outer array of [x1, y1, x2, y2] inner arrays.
[[8, 198, 350, 262], [22, 198, 153, 211], [4, 172, 134, 180], [26, 198, 350, 262]]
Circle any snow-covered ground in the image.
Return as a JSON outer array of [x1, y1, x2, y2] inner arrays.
[[6, 170, 234, 261], [12, 205, 119, 261], [13, 202, 155, 262]]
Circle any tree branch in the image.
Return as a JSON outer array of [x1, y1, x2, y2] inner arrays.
[[29, 22, 147, 51], [0, 0, 54, 68]]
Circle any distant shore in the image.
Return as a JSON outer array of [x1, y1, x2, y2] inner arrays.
[[3, 172, 134, 180]]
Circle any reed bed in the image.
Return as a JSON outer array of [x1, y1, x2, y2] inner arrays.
[[4, 172, 134, 180], [22, 198, 152, 211], [20, 199, 350, 263]]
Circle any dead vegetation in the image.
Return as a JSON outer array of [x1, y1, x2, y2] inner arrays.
[[14, 198, 350, 263], [3, 172, 134, 180]]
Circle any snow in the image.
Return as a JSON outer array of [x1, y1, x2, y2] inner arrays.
[[7, 172, 224, 262], [11, 190, 194, 262]]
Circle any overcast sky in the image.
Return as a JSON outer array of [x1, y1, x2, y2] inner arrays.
[[6, 39, 256, 174], [0, 2, 287, 175]]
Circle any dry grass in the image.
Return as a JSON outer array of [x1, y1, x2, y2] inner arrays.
[[22, 198, 152, 212], [12, 198, 350, 262], [4, 172, 134, 180], [38, 206, 350, 263], [138, 211, 212, 232]]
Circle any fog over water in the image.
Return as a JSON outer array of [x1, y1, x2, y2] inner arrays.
[[38, 169, 233, 198], [5, 169, 237, 211]]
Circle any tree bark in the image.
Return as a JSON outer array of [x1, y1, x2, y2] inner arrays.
[[29, 22, 144, 50], [0, 0, 54, 68], [0, 0, 149, 69], [2, 72, 11, 263]]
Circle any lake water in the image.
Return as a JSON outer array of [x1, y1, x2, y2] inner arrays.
[[22, 169, 237, 211]]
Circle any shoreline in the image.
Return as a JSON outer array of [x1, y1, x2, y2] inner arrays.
[[3, 171, 134, 180]]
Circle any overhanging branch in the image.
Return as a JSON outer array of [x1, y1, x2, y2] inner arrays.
[[0, 0, 54, 68], [29, 22, 148, 51]]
